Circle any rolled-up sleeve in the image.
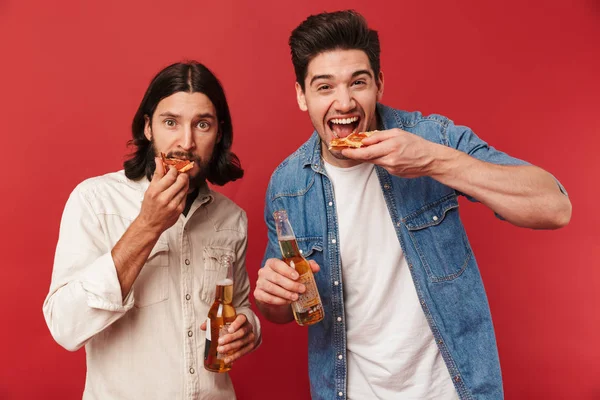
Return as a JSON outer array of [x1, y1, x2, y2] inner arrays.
[[42, 186, 134, 352], [447, 121, 568, 200]]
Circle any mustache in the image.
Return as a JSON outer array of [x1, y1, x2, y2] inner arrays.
[[165, 151, 200, 163]]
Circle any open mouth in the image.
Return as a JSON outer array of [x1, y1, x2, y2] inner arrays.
[[328, 116, 360, 139]]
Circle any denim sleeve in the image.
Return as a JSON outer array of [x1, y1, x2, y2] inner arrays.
[[261, 179, 282, 267], [446, 122, 568, 203]]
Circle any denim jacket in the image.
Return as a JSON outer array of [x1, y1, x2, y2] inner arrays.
[[262, 104, 557, 399]]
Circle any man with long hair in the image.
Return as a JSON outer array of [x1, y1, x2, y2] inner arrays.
[[43, 61, 260, 399], [254, 10, 571, 400]]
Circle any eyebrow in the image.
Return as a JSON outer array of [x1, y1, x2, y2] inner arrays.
[[158, 112, 216, 120], [309, 69, 374, 86]]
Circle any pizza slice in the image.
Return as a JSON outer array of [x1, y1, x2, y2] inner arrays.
[[160, 152, 195, 173], [328, 131, 377, 151]]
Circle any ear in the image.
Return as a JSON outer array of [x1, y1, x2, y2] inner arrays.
[[376, 71, 384, 102], [143, 115, 152, 141], [295, 82, 308, 112]]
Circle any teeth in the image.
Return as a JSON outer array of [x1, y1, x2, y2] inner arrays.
[[330, 116, 358, 125]]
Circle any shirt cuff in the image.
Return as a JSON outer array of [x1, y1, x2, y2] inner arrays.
[[554, 176, 568, 196], [81, 252, 135, 312]]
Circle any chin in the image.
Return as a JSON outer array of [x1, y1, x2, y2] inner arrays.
[[327, 149, 351, 161]]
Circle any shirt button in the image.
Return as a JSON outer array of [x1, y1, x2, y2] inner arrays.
[[338, 354, 343, 360], [185, 259, 190, 265], [188, 330, 193, 337], [432, 216, 438, 221], [334, 281, 339, 286], [185, 294, 191, 301], [299, 249, 303, 254], [331, 239, 336, 244], [328, 202, 333, 206], [337, 317, 342, 322], [189, 368, 195, 374], [338, 392, 343, 397], [383, 184, 390, 190]]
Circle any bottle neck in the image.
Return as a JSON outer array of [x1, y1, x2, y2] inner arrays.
[[278, 237, 302, 259], [214, 279, 234, 304]]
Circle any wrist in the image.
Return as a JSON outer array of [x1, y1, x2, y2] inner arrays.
[[427, 144, 462, 180], [131, 215, 163, 239]]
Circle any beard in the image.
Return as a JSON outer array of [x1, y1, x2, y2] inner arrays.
[[150, 141, 211, 190]]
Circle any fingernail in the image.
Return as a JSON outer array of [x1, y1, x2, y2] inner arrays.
[[218, 338, 224, 344], [292, 272, 298, 279], [228, 327, 234, 334]]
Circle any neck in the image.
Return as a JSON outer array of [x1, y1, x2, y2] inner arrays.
[[183, 188, 200, 217]]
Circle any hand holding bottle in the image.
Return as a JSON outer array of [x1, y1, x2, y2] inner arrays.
[[201, 314, 256, 366], [255, 258, 321, 306], [272, 210, 325, 326]]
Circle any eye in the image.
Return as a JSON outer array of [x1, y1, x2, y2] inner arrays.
[[197, 121, 210, 130], [164, 119, 176, 127], [352, 79, 366, 86], [317, 84, 331, 91]]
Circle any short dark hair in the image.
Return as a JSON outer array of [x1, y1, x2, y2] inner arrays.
[[124, 61, 243, 186], [289, 10, 381, 90]]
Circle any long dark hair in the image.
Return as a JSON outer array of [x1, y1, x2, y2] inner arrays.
[[289, 10, 381, 90], [124, 61, 243, 185]]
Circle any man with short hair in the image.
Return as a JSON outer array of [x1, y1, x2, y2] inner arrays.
[[43, 61, 260, 400], [254, 10, 571, 400]]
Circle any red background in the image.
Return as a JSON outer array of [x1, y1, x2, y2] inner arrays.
[[1, 0, 598, 399]]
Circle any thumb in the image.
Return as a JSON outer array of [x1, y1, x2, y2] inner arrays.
[[308, 260, 320, 274], [200, 320, 207, 331], [153, 156, 165, 181]]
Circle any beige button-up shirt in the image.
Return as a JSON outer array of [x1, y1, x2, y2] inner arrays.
[[43, 171, 261, 400]]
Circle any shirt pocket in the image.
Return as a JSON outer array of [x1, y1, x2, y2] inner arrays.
[[134, 239, 170, 308], [403, 195, 472, 282], [201, 246, 236, 304], [296, 237, 323, 259]]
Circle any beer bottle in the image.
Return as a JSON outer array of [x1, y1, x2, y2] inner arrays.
[[274, 210, 324, 326], [204, 255, 236, 373]]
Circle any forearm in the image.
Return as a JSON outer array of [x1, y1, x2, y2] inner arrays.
[[111, 217, 162, 299], [429, 145, 571, 229], [256, 300, 295, 324]]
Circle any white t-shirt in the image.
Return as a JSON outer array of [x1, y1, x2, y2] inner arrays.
[[323, 161, 459, 400]]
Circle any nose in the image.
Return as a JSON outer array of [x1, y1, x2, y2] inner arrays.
[[333, 87, 356, 113], [179, 125, 196, 151]]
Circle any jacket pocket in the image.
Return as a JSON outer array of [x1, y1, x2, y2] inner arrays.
[[201, 246, 236, 304], [403, 195, 471, 282], [134, 239, 169, 308]]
